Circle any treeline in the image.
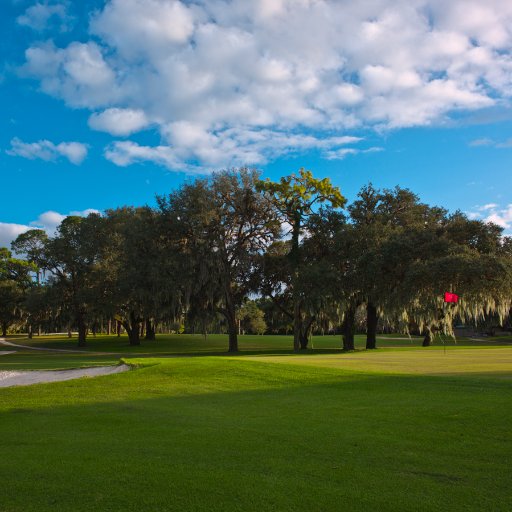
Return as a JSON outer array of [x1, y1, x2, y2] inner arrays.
[[1, 168, 512, 351]]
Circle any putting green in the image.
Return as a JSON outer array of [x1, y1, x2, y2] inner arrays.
[[242, 347, 512, 378]]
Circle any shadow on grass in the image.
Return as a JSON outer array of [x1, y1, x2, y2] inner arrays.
[[0, 360, 511, 512]]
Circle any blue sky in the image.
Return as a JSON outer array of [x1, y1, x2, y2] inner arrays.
[[1, 0, 512, 246]]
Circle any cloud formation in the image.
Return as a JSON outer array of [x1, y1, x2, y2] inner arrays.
[[88, 108, 151, 136], [469, 137, 512, 148], [20, 0, 512, 170], [467, 203, 512, 231], [7, 137, 88, 165], [0, 208, 101, 251], [0, 223, 31, 251], [17, 2, 71, 32]]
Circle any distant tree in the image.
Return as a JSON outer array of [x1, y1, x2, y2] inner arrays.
[[239, 301, 267, 335], [0, 248, 36, 336], [11, 229, 48, 284], [41, 214, 107, 346]]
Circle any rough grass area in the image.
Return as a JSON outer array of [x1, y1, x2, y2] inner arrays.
[[0, 351, 511, 511]]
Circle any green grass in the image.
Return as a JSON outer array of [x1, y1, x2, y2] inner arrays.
[[4, 331, 511, 354], [0, 336, 511, 511]]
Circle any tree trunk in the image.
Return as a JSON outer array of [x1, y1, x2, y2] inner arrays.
[[126, 325, 140, 345], [77, 313, 87, 348], [107, 318, 112, 335], [226, 306, 238, 352], [67, 327, 72, 338], [290, 216, 302, 352], [293, 300, 302, 352], [342, 305, 356, 351], [126, 326, 140, 345], [28, 324, 33, 339], [422, 327, 433, 347], [125, 312, 141, 346], [299, 315, 315, 350], [299, 330, 309, 350], [117, 320, 122, 337], [366, 302, 378, 349], [145, 319, 156, 340]]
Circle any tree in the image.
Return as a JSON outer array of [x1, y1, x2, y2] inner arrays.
[[101, 206, 184, 345], [40, 214, 107, 346], [257, 169, 345, 351], [376, 212, 512, 346], [239, 300, 267, 335], [11, 229, 48, 284], [344, 185, 445, 349], [159, 168, 280, 352], [0, 248, 36, 336]]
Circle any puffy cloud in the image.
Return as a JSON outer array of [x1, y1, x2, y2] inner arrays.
[[485, 205, 512, 229], [0, 208, 100, 250], [90, 0, 195, 59], [0, 223, 31, 250], [17, 2, 71, 31], [7, 138, 88, 165], [88, 108, 150, 136], [22, 41, 120, 107], [30, 209, 100, 232], [105, 130, 370, 171], [29, 211, 66, 232], [467, 203, 512, 231], [104, 141, 184, 170], [20, 0, 512, 170]]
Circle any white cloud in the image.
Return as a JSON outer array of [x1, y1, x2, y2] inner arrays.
[[485, 206, 512, 229], [7, 137, 88, 165], [467, 203, 512, 231], [0, 223, 31, 250], [105, 130, 370, 170], [91, 0, 195, 59], [17, 2, 71, 31], [324, 146, 384, 160], [0, 208, 100, 250], [88, 108, 150, 136], [22, 41, 120, 107], [19, 0, 512, 170], [30, 208, 100, 232], [29, 211, 66, 232], [469, 137, 512, 148]]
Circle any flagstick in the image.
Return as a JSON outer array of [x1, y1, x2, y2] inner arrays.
[[442, 301, 446, 355]]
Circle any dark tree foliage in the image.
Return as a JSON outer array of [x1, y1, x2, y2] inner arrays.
[[3, 168, 512, 350]]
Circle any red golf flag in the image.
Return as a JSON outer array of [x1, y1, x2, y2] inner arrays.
[[444, 292, 459, 303]]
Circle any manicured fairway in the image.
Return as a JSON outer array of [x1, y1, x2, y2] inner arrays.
[[0, 341, 511, 511], [244, 347, 512, 378]]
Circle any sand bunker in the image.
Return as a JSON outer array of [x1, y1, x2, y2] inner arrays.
[[0, 364, 130, 388]]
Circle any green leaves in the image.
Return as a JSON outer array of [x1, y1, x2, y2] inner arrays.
[[257, 168, 346, 217]]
